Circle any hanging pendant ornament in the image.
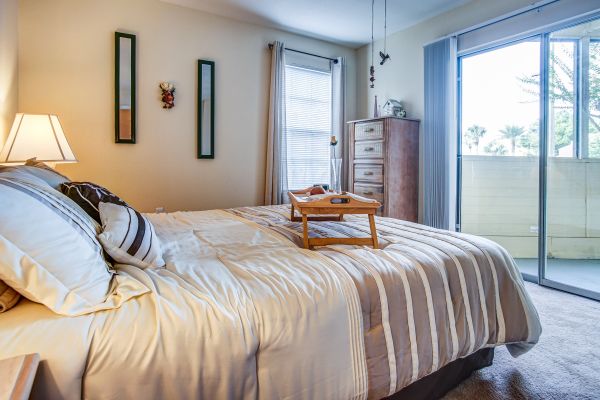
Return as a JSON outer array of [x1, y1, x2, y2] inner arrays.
[[379, 0, 390, 65], [369, 0, 375, 88]]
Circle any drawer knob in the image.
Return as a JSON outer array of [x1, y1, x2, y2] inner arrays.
[[364, 171, 374, 176], [364, 147, 375, 151], [363, 191, 374, 195], [366, 128, 375, 132]]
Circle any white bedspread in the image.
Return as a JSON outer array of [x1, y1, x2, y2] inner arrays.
[[0, 210, 365, 399], [0, 208, 540, 399]]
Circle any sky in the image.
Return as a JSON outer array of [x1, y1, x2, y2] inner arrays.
[[461, 40, 541, 155]]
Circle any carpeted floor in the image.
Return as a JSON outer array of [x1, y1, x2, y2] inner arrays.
[[444, 282, 600, 400]]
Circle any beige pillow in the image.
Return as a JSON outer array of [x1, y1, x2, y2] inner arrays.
[[24, 158, 70, 189], [0, 171, 149, 315], [0, 280, 20, 313]]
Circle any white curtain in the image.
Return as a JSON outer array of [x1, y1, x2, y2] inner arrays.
[[331, 57, 347, 190], [264, 41, 288, 205], [423, 37, 457, 230]]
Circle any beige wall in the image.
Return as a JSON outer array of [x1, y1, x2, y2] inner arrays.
[[0, 0, 18, 146], [356, 0, 534, 221], [18, 0, 356, 212]]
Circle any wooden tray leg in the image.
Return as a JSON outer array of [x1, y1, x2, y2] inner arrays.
[[368, 214, 379, 249], [302, 214, 309, 249]]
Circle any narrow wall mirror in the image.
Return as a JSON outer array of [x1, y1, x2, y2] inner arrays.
[[198, 59, 215, 158], [115, 32, 136, 143]]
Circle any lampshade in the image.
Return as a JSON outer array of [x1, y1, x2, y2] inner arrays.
[[0, 113, 77, 164]]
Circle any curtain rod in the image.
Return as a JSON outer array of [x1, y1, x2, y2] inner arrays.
[[268, 43, 339, 64]]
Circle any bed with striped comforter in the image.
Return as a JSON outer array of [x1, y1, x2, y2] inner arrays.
[[0, 205, 541, 399], [227, 205, 541, 399]]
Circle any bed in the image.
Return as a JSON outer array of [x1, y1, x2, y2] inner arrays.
[[0, 201, 541, 399]]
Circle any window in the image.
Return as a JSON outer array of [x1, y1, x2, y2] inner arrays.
[[460, 33, 600, 159], [588, 39, 600, 157], [284, 62, 332, 190], [548, 39, 577, 157], [460, 39, 541, 157]]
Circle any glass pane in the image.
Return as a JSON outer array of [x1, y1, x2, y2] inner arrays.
[[589, 40, 600, 158], [118, 37, 133, 141], [200, 63, 213, 157], [549, 40, 576, 157], [460, 38, 540, 277], [546, 20, 600, 294]]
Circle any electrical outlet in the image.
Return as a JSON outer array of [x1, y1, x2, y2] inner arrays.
[[529, 226, 538, 233], [155, 207, 166, 214]]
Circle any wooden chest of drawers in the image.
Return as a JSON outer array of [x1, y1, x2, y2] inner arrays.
[[348, 116, 420, 221]]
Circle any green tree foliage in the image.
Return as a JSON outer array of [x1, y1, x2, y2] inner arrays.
[[519, 41, 600, 156], [484, 141, 508, 156], [500, 125, 525, 155], [590, 132, 600, 157], [519, 121, 540, 156], [551, 110, 574, 156], [464, 125, 487, 153]]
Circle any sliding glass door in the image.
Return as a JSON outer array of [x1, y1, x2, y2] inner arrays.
[[458, 16, 600, 300], [544, 20, 600, 298], [459, 38, 541, 280]]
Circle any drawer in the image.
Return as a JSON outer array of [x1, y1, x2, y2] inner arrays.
[[355, 140, 384, 159], [354, 164, 383, 183], [355, 121, 383, 141], [353, 183, 384, 204]]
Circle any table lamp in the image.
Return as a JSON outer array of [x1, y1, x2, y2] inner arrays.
[[0, 113, 77, 166]]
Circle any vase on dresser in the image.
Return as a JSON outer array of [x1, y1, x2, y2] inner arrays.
[[330, 158, 342, 193], [347, 116, 420, 220]]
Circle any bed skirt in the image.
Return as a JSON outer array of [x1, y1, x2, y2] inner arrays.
[[387, 348, 494, 400]]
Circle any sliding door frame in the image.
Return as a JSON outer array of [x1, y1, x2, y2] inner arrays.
[[456, 12, 600, 301], [456, 35, 542, 284]]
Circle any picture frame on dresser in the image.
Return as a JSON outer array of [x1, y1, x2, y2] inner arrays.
[[347, 116, 420, 221]]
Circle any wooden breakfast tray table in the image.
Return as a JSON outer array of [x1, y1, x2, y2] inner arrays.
[[288, 191, 381, 249]]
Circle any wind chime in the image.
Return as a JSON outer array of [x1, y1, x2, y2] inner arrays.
[[380, 0, 390, 65], [369, 0, 375, 88], [369, 0, 391, 89]]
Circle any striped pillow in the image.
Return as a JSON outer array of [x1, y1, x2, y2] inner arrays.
[[0, 280, 20, 313], [60, 181, 129, 223], [98, 202, 165, 269], [0, 173, 117, 315]]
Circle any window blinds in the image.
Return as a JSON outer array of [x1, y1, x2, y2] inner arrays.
[[284, 64, 332, 190]]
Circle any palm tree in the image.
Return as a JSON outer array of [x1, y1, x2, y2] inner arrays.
[[465, 125, 487, 153], [500, 125, 525, 155], [484, 141, 508, 156]]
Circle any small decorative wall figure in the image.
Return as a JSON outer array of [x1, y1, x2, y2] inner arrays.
[[159, 82, 175, 109]]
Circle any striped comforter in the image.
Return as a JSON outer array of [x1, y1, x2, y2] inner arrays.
[[0, 205, 541, 400], [228, 205, 542, 399]]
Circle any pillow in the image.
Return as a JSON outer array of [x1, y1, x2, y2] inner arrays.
[[0, 280, 20, 313], [98, 202, 165, 269], [60, 181, 129, 223], [0, 165, 57, 188], [0, 173, 147, 315], [23, 158, 70, 190]]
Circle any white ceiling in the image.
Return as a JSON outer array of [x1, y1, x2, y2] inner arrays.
[[161, 0, 469, 48]]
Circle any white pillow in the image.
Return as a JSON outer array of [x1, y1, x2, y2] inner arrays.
[[0, 174, 148, 315], [98, 202, 165, 269]]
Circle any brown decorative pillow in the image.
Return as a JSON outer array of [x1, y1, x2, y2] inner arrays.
[[0, 280, 20, 313], [60, 181, 129, 223]]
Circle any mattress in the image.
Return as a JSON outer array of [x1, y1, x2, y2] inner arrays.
[[0, 206, 541, 399]]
